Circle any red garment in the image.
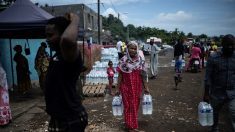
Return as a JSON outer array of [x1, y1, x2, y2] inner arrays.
[[186, 46, 202, 70], [118, 68, 142, 129], [191, 47, 201, 58], [107, 67, 115, 90], [107, 67, 115, 77]]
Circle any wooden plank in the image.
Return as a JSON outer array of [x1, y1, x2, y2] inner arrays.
[[94, 85, 101, 95], [84, 86, 92, 95], [97, 82, 105, 85], [83, 86, 89, 95], [88, 86, 97, 96], [98, 85, 106, 96], [82, 86, 89, 94], [82, 84, 108, 97], [84, 82, 90, 86], [85, 82, 95, 86], [91, 82, 97, 85]]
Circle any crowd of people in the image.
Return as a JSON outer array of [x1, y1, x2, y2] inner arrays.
[[172, 35, 235, 132], [116, 35, 235, 132], [0, 12, 234, 132]]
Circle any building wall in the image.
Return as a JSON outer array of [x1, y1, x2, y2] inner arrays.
[[43, 4, 102, 43], [0, 39, 48, 89]]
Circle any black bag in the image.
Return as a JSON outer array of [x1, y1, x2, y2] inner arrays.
[[24, 39, 30, 55]]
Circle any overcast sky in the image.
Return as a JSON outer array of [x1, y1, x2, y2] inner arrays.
[[32, 0, 235, 36]]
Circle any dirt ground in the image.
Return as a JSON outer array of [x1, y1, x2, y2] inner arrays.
[[2, 49, 233, 132]]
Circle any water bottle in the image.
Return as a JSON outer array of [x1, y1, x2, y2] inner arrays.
[[142, 94, 153, 115], [198, 102, 208, 126], [171, 60, 175, 67], [119, 95, 124, 115], [182, 60, 185, 67], [142, 95, 147, 115], [207, 103, 214, 126], [198, 102, 213, 126], [146, 94, 153, 114], [204, 60, 207, 67], [112, 96, 123, 116]]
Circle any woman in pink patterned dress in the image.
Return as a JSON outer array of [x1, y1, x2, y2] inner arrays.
[[0, 62, 12, 126], [117, 41, 150, 132]]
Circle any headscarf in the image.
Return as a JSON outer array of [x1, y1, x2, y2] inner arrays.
[[118, 41, 146, 73]]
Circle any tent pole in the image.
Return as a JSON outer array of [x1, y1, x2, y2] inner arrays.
[[83, 36, 85, 64], [9, 39, 15, 91], [82, 35, 85, 86]]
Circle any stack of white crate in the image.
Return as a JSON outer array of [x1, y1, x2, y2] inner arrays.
[[85, 48, 119, 84]]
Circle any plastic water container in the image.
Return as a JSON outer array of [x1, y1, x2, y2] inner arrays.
[[142, 94, 153, 115], [182, 60, 185, 67], [198, 102, 214, 126], [112, 96, 123, 116], [198, 102, 208, 126], [207, 103, 214, 126], [204, 60, 207, 67], [171, 60, 175, 67]]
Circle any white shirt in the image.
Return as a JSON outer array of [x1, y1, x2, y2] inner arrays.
[[151, 44, 161, 54], [116, 41, 122, 53], [138, 50, 145, 61]]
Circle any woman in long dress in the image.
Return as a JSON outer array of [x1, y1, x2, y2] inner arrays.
[[35, 42, 49, 92], [0, 62, 12, 125], [117, 41, 150, 132], [13, 45, 31, 94]]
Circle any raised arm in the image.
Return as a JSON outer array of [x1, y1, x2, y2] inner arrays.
[[60, 13, 79, 62]]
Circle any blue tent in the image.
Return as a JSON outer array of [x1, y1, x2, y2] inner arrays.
[[0, 0, 54, 39], [0, 0, 53, 88]]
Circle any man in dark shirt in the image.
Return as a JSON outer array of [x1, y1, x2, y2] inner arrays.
[[45, 13, 88, 132], [174, 39, 185, 59], [204, 34, 235, 132], [173, 38, 185, 70]]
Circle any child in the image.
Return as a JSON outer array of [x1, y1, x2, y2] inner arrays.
[[107, 60, 115, 95]]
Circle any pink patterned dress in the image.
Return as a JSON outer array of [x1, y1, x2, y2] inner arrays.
[[118, 69, 142, 129], [0, 64, 12, 125], [117, 50, 146, 129]]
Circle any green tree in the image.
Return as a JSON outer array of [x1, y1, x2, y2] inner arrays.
[[127, 24, 136, 40], [212, 36, 221, 46], [199, 34, 208, 39], [102, 14, 215, 45], [102, 14, 126, 41], [187, 32, 193, 38]]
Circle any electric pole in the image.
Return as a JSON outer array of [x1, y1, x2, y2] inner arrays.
[[98, 0, 100, 44]]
